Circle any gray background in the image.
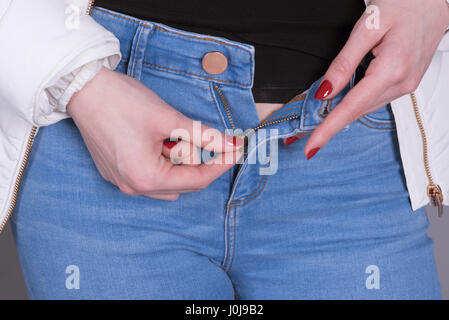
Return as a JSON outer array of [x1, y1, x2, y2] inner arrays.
[[1, 205, 448, 300]]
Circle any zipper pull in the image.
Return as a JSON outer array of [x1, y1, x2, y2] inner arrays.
[[427, 184, 444, 217]]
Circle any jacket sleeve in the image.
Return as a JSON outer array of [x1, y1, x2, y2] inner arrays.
[[0, 0, 121, 127]]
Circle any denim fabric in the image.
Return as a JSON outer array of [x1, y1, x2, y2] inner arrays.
[[11, 7, 441, 299]]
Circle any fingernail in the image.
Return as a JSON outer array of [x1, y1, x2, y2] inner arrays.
[[226, 135, 243, 147], [285, 136, 299, 146], [164, 141, 179, 149], [306, 147, 320, 160], [314, 80, 333, 100]]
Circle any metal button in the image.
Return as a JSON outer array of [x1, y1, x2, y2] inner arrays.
[[202, 51, 228, 75]]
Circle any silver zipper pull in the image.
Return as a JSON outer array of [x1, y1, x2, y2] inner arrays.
[[427, 184, 444, 217]]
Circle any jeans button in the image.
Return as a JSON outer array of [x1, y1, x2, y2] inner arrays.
[[202, 51, 228, 75]]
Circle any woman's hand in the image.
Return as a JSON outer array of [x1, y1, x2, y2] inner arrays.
[[67, 67, 243, 201], [286, 0, 449, 159]]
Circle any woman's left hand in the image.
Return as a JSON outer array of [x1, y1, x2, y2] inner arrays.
[[286, 0, 449, 159]]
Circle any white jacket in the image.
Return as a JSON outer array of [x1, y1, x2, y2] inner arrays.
[[0, 0, 448, 233]]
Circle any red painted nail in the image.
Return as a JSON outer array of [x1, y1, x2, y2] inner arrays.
[[285, 136, 299, 146], [314, 80, 333, 100], [164, 141, 178, 149], [306, 147, 320, 160]]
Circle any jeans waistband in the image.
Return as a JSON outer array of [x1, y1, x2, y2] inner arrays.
[[91, 6, 255, 88]]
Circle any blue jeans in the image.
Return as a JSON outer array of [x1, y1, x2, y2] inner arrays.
[[11, 7, 441, 299]]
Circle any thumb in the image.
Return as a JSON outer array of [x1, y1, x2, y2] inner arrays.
[[314, 13, 384, 101], [168, 115, 244, 153]]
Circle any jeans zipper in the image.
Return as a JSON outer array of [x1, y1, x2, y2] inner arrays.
[[0, 1, 97, 233], [410, 92, 444, 217]]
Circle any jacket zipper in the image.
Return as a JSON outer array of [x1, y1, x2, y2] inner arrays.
[[86, 0, 95, 15], [0, 126, 38, 233], [410, 92, 444, 217], [0, 1, 97, 234]]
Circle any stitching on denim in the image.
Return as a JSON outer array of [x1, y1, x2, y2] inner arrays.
[[259, 110, 303, 126], [94, 7, 250, 50], [357, 118, 395, 130], [131, 27, 144, 78], [94, 7, 252, 87], [143, 62, 250, 87], [362, 114, 395, 125], [286, 92, 307, 104], [267, 105, 303, 119], [94, 7, 143, 25], [222, 202, 232, 270], [153, 25, 248, 50], [224, 175, 269, 273], [228, 174, 265, 205], [226, 206, 237, 273], [227, 174, 268, 209]]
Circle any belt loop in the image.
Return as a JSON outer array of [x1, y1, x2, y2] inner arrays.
[[127, 23, 153, 80]]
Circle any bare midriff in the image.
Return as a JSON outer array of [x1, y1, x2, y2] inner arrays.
[[255, 102, 284, 123]]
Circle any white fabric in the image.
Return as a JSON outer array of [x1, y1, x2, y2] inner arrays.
[[0, 0, 120, 227], [0, 0, 448, 230]]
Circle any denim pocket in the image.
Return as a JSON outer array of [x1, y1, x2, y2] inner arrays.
[[358, 103, 396, 131]]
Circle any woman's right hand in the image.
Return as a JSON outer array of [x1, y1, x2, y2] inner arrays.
[[67, 67, 244, 201]]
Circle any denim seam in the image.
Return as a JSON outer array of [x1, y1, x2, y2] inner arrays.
[[94, 7, 143, 26], [357, 118, 395, 130], [226, 206, 237, 273], [131, 26, 145, 79], [142, 62, 250, 87], [227, 174, 266, 205], [225, 175, 269, 273], [222, 206, 232, 270], [227, 174, 268, 209], [286, 92, 307, 104], [267, 105, 303, 119], [259, 110, 303, 126], [94, 6, 254, 87], [95, 7, 252, 52], [362, 114, 395, 125]]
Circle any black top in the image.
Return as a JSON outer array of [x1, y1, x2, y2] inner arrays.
[[95, 0, 365, 103]]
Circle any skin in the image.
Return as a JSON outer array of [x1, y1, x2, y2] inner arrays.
[[68, 0, 449, 200], [293, 0, 449, 156], [67, 68, 244, 201]]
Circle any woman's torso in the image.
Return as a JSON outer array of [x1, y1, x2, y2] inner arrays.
[[94, 0, 365, 104]]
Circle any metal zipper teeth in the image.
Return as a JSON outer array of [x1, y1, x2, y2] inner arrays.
[[86, 0, 96, 15], [234, 115, 301, 139], [0, 1, 96, 233], [213, 84, 236, 130], [410, 92, 444, 217], [0, 127, 38, 233]]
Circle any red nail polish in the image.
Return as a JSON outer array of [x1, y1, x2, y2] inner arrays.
[[164, 141, 178, 149], [285, 136, 299, 146], [314, 80, 333, 100], [306, 147, 320, 160]]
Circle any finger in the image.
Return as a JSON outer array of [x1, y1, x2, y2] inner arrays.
[[314, 12, 385, 100], [162, 140, 201, 165], [156, 148, 243, 191], [283, 132, 310, 146], [304, 70, 391, 159], [143, 193, 180, 201], [168, 116, 244, 153]]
